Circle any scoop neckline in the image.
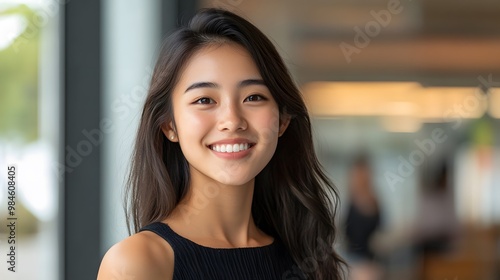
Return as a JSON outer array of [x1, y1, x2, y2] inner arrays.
[[162, 222, 277, 250]]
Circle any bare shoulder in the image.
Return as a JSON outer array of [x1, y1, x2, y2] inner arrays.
[[97, 231, 174, 280]]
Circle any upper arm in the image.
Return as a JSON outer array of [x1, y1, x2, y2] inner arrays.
[[97, 232, 174, 280]]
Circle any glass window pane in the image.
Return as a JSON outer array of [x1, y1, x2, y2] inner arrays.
[[0, 1, 60, 279]]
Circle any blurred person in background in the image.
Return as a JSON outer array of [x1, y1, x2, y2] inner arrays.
[[344, 154, 383, 280], [414, 161, 458, 255], [413, 159, 460, 279]]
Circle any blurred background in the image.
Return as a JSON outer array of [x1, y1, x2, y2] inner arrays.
[[0, 0, 499, 279]]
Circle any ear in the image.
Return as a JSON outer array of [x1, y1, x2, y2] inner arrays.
[[278, 114, 291, 137], [161, 121, 178, 142]]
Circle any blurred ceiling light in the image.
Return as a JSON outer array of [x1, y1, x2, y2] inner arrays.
[[419, 87, 486, 120], [489, 88, 500, 118], [303, 82, 485, 122], [381, 115, 422, 133], [383, 101, 419, 117], [303, 82, 422, 117]]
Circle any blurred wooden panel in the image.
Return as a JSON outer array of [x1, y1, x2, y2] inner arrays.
[[297, 38, 500, 73]]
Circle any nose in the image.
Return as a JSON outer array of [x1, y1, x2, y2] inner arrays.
[[217, 100, 247, 132]]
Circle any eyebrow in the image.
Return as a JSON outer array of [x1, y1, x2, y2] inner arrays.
[[184, 79, 266, 93]]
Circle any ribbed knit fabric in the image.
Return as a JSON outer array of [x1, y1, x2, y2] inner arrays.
[[139, 222, 302, 279]]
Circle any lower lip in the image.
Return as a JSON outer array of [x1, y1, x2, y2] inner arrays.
[[208, 145, 254, 159]]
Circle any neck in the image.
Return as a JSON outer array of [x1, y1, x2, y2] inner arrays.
[[168, 166, 263, 247]]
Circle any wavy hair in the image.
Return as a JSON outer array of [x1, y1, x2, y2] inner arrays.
[[125, 8, 346, 279]]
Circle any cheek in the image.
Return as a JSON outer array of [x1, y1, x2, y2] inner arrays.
[[255, 109, 281, 144], [175, 110, 212, 138]]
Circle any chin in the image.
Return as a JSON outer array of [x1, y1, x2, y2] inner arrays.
[[213, 175, 255, 187]]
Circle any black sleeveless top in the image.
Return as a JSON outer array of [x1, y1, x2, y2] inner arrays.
[[139, 222, 303, 279]]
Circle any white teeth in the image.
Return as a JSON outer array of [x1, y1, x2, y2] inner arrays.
[[210, 143, 251, 153]]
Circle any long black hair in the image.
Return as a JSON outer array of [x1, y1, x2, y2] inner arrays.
[[125, 8, 346, 279]]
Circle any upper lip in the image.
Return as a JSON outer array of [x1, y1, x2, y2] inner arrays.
[[208, 138, 255, 146]]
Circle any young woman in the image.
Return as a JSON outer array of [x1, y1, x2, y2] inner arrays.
[[97, 8, 345, 280]]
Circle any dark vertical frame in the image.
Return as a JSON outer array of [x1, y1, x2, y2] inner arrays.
[[63, 0, 101, 279], [161, 0, 198, 35]]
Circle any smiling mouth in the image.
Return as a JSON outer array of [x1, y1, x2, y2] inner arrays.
[[207, 143, 256, 153]]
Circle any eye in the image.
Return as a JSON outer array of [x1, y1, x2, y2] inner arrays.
[[245, 94, 267, 102], [193, 97, 215, 104]]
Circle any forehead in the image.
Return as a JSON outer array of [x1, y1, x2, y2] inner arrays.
[[176, 43, 262, 86]]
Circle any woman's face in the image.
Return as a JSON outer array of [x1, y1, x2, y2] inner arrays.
[[164, 43, 289, 186]]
